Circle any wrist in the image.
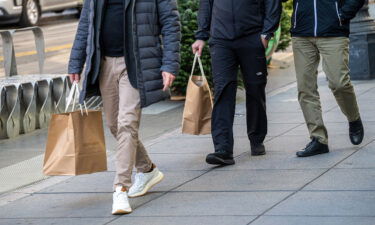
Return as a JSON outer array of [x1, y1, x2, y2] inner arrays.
[[261, 34, 272, 41]]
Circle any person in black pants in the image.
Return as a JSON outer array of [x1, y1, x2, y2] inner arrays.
[[192, 0, 282, 165]]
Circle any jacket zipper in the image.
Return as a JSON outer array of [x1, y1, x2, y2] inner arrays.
[[314, 0, 317, 36], [294, 2, 299, 29], [231, 0, 235, 37], [131, 0, 138, 79], [335, 2, 342, 26]]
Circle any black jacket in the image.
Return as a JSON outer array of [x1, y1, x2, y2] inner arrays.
[[195, 0, 282, 41], [291, 0, 365, 37], [68, 0, 181, 107]]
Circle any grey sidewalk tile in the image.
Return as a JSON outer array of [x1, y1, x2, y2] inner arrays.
[[336, 143, 375, 169], [39, 171, 205, 193], [266, 191, 375, 217], [0, 218, 112, 225], [267, 112, 305, 124], [303, 168, 375, 191], [148, 154, 213, 171], [265, 134, 365, 152], [266, 102, 301, 113], [250, 216, 375, 225], [0, 192, 160, 219], [217, 150, 354, 170], [285, 122, 375, 136], [109, 216, 254, 225], [147, 135, 255, 155], [176, 169, 324, 192], [129, 191, 291, 217], [234, 123, 301, 138]]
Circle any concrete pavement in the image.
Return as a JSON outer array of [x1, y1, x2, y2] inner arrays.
[[0, 57, 375, 224]]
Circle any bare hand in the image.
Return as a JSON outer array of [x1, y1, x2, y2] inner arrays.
[[192, 40, 206, 56], [69, 73, 81, 83], [261, 36, 269, 49], [162, 71, 176, 91]]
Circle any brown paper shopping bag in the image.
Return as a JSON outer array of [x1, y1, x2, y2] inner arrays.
[[182, 54, 213, 135], [43, 83, 107, 175]]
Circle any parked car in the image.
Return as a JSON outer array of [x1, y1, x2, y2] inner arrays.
[[0, 0, 83, 26]]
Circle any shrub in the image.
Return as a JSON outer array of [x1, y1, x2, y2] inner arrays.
[[277, 0, 293, 51]]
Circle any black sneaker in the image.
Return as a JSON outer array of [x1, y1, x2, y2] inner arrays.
[[206, 151, 235, 165], [251, 143, 266, 156], [296, 138, 329, 157], [349, 118, 364, 145]]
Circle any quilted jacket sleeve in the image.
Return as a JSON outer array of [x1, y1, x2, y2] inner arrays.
[[68, 0, 90, 74], [340, 0, 365, 22], [157, 0, 181, 76]]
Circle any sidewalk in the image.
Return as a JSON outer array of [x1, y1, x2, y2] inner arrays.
[[1, 59, 375, 225]]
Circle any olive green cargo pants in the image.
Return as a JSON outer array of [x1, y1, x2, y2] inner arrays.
[[292, 37, 360, 144]]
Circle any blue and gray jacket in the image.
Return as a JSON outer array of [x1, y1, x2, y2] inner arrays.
[[291, 0, 365, 37]]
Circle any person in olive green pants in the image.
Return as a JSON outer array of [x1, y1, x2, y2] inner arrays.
[[290, 0, 365, 157]]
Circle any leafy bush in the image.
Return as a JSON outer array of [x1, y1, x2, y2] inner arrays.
[[277, 0, 293, 51]]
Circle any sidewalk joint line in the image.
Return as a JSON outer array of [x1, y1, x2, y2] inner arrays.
[[246, 138, 375, 225]]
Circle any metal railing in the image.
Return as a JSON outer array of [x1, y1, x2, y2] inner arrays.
[[0, 27, 101, 139]]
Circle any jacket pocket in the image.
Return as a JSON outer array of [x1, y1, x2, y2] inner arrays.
[[293, 2, 299, 29], [335, 1, 342, 26]]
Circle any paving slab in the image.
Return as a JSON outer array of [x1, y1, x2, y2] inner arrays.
[[129, 191, 292, 217], [336, 142, 375, 169], [234, 123, 301, 138], [266, 191, 375, 217], [147, 153, 213, 171], [148, 135, 268, 155], [285, 122, 375, 136], [267, 112, 305, 124], [109, 216, 254, 225], [39, 171, 206, 193], [250, 216, 375, 225], [0, 218, 113, 225], [176, 169, 324, 192], [217, 149, 355, 170], [0, 192, 161, 219], [304, 168, 375, 191], [264, 134, 367, 152]]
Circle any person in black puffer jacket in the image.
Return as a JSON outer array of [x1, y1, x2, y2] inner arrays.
[[192, 0, 282, 166], [291, 0, 365, 158], [68, 0, 181, 215]]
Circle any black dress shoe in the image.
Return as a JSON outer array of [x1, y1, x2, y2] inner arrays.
[[296, 138, 329, 157], [251, 143, 266, 156], [349, 118, 364, 145], [206, 151, 235, 165]]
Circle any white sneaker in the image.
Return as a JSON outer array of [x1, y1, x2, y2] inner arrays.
[[112, 186, 132, 215], [128, 167, 164, 198]]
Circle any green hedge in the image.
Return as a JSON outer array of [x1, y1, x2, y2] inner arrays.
[[172, 0, 294, 95]]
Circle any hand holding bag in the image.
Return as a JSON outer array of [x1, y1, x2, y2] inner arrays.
[[182, 54, 213, 135], [43, 82, 107, 176]]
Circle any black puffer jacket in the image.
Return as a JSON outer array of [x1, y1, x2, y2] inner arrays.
[[291, 0, 365, 37], [68, 0, 181, 107], [195, 0, 282, 41]]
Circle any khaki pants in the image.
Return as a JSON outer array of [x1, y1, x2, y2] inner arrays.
[[292, 37, 360, 144], [99, 56, 152, 189]]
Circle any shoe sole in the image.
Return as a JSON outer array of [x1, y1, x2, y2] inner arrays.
[[251, 151, 266, 156], [128, 171, 164, 198], [296, 150, 329, 157], [112, 208, 132, 215], [206, 155, 235, 165]]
